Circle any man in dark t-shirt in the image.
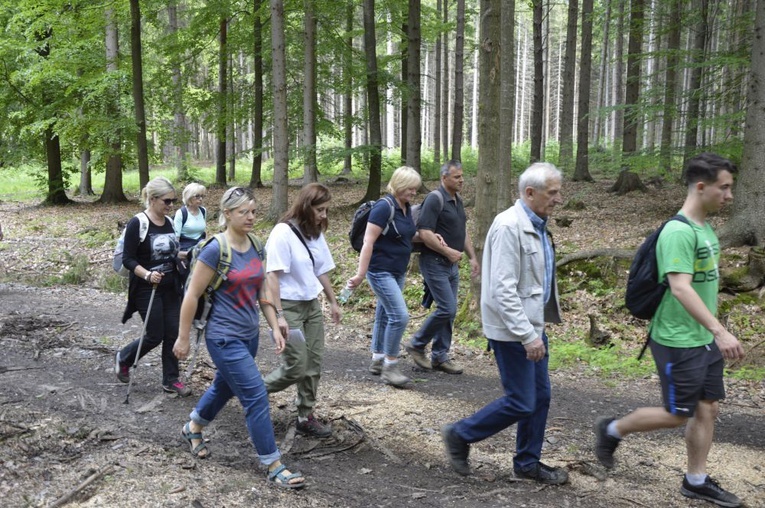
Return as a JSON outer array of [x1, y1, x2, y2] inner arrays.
[[405, 161, 480, 374]]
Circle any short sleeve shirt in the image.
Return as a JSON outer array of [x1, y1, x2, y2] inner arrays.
[[368, 195, 416, 276], [650, 214, 720, 348], [199, 238, 264, 342], [265, 223, 335, 301], [417, 186, 467, 254]]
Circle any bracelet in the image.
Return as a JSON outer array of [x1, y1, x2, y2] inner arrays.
[[275, 309, 284, 318], [144, 271, 151, 281]]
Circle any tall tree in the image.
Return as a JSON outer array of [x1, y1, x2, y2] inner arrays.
[[558, 0, 578, 171], [250, 0, 265, 188], [613, 0, 626, 145], [434, 0, 442, 168], [270, 0, 289, 220], [129, 0, 150, 190], [573, 0, 594, 182], [362, 0, 383, 202], [406, 0, 422, 172], [451, 0, 466, 161], [721, 0, 765, 247], [216, 17, 228, 186], [683, 0, 710, 159], [400, 12, 408, 164], [497, 0, 515, 210], [659, 0, 681, 174], [621, 0, 644, 160], [593, 0, 612, 147], [167, 2, 189, 181], [441, 0, 449, 163], [342, 1, 354, 175], [302, 0, 318, 184], [530, 0, 544, 164]]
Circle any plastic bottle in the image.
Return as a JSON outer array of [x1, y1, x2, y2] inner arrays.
[[338, 284, 354, 304]]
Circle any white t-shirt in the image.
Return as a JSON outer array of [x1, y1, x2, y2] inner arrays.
[[265, 222, 335, 301]]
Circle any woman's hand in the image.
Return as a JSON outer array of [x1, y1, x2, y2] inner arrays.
[[347, 274, 364, 290], [277, 316, 289, 337], [173, 336, 190, 360], [272, 329, 286, 354]]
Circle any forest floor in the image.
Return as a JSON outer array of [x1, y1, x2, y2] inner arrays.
[[0, 176, 763, 508]]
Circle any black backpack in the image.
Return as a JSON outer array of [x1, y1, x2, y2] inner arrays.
[[349, 195, 399, 252], [625, 215, 694, 321]]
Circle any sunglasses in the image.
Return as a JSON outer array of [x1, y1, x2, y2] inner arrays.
[[224, 187, 254, 200], [157, 198, 178, 205]]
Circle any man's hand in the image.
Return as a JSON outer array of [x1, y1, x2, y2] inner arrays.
[[523, 337, 546, 362], [714, 329, 745, 360], [446, 247, 462, 264], [329, 302, 341, 325], [469, 257, 480, 279]]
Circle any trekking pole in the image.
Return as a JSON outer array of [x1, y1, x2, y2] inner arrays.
[[184, 298, 211, 380], [124, 283, 158, 404]]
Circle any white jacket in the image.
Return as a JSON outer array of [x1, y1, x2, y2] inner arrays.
[[481, 200, 562, 344]]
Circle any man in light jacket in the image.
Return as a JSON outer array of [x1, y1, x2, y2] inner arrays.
[[441, 162, 567, 485]]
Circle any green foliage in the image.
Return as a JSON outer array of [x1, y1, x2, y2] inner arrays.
[[549, 337, 656, 378], [101, 272, 128, 293], [47, 253, 90, 286]]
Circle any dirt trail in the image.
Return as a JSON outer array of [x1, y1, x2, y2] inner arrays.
[[0, 282, 763, 508]]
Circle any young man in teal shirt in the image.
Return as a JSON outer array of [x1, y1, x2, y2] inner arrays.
[[594, 153, 746, 507]]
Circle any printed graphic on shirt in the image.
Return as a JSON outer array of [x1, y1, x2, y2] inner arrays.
[[149, 232, 179, 261], [223, 258, 265, 310], [692, 241, 720, 283]]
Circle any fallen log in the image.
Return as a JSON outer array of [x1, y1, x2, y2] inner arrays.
[[556, 248, 635, 268]]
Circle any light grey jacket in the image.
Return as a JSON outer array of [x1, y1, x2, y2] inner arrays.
[[480, 200, 562, 344]]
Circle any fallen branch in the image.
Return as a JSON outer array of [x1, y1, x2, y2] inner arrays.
[[0, 365, 44, 374], [556, 248, 635, 268], [47, 463, 114, 508], [280, 424, 297, 454]]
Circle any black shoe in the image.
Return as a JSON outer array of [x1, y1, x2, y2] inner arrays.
[[441, 424, 470, 476], [594, 416, 620, 469], [681, 476, 742, 507], [296, 414, 332, 438], [514, 462, 569, 485]]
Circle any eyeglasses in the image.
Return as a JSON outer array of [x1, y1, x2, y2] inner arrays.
[[193, 194, 205, 199], [157, 198, 178, 205]]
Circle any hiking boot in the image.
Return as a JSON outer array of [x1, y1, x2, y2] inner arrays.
[[296, 414, 332, 438], [114, 352, 130, 383], [432, 359, 463, 375], [594, 416, 620, 469], [441, 423, 470, 476], [369, 358, 383, 376], [163, 380, 192, 397], [381, 362, 410, 388], [681, 476, 742, 507], [405, 343, 432, 370], [514, 462, 569, 485]]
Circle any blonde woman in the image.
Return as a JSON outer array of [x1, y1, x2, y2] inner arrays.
[[347, 167, 421, 387], [174, 182, 207, 254], [115, 176, 190, 396]]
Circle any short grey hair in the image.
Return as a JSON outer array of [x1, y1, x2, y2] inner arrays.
[[518, 162, 562, 196], [182, 183, 206, 205], [440, 160, 462, 177], [141, 176, 175, 208], [219, 187, 255, 228]]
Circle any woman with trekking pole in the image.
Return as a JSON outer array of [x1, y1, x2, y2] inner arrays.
[[115, 176, 191, 397], [173, 186, 305, 489]]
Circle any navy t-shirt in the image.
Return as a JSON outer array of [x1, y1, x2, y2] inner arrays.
[[368, 195, 416, 276], [198, 238, 265, 343], [418, 186, 467, 256]]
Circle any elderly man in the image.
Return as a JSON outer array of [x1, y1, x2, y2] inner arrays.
[[441, 162, 567, 485]]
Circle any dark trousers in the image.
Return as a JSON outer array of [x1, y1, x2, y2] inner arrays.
[[119, 283, 181, 385], [453, 334, 551, 471]]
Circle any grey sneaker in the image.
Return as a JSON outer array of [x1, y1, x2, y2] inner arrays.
[[114, 352, 130, 383], [405, 343, 432, 370], [594, 416, 620, 469], [296, 414, 332, 438], [441, 423, 470, 476], [381, 362, 410, 388], [514, 462, 569, 485], [681, 476, 742, 507], [369, 358, 383, 376], [432, 359, 463, 375], [163, 380, 192, 397]]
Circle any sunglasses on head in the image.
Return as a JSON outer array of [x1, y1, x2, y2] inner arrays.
[[157, 197, 178, 205], [225, 187, 254, 200]]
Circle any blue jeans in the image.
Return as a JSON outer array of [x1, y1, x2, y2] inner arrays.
[[453, 334, 551, 471], [367, 271, 409, 358], [410, 255, 459, 363], [190, 330, 280, 466]]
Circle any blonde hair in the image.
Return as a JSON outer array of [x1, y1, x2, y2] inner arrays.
[[141, 177, 175, 208], [387, 166, 421, 195], [218, 187, 256, 228], [182, 183, 206, 205]]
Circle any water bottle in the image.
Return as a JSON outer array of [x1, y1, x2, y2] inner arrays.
[[338, 284, 353, 304]]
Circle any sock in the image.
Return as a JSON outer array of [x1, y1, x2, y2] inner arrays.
[[685, 473, 707, 486], [372, 353, 385, 361], [607, 421, 623, 440], [383, 358, 398, 366]]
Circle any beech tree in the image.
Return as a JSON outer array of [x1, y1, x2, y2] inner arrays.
[[361, 0, 383, 202], [530, 0, 544, 164], [269, 0, 288, 220], [406, 0, 422, 172], [573, 0, 594, 182], [302, 0, 318, 184], [129, 0, 149, 190], [558, 0, 577, 171]]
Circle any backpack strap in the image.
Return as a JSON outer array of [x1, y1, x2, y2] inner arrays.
[[207, 233, 233, 293], [136, 212, 150, 243], [246, 232, 265, 263], [381, 195, 401, 239], [287, 222, 315, 267], [181, 206, 189, 229]]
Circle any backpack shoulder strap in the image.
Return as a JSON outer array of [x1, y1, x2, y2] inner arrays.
[[381, 195, 401, 238], [208, 233, 233, 293], [181, 206, 189, 228], [136, 213, 150, 243], [287, 222, 315, 267], [200, 206, 207, 220], [247, 232, 265, 262]]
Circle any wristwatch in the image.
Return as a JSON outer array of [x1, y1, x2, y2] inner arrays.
[[275, 309, 284, 319]]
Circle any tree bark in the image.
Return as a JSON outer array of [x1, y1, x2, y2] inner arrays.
[[613, 0, 626, 146], [558, 0, 578, 171], [216, 18, 228, 186], [167, 3, 189, 181], [400, 14, 408, 164], [342, 2, 353, 175], [79, 148, 93, 196], [622, 0, 644, 160], [683, 0, 709, 160], [406, 0, 422, 172], [530, 0, 544, 164], [434, 0, 442, 168], [441, 0, 449, 163], [270, 0, 289, 220], [302, 0, 318, 184], [573, 0, 594, 182], [659, 0, 681, 174], [362, 0, 383, 202], [250, 0, 265, 188], [451, 0, 466, 161], [498, 0, 515, 210], [129, 0, 149, 190], [593, 0, 611, 147]]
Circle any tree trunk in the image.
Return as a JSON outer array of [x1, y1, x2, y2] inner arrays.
[[216, 18, 228, 186], [167, 3, 189, 181], [362, 0, 383, 202], [683, 0, 709, 160], [43, 126, 70, 205], [659, 0, 681, 174], [613, 0, 626, 146], [622, 0, 644, 161], [342, 2, 353, 175], [558, 0, 578, 171], [270, 0, 289, 220], [227, 52, 235, 182], [451, 0, 466, 161], [593, 0, 611, 147], [719, 0, 765, 247], [302, 0, 318, 184], [79, 148, 93, 196], [434, 0, 442, 168], [400, 15, 408, 164], [129, 0, 149, 190], [530, 0, 544, 164], [441, 0, 449, 163], [406, 0, 422, 172], [573, 0, 594, 182], [498, 0, 515, 210], [250, 0, 265, 188]]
